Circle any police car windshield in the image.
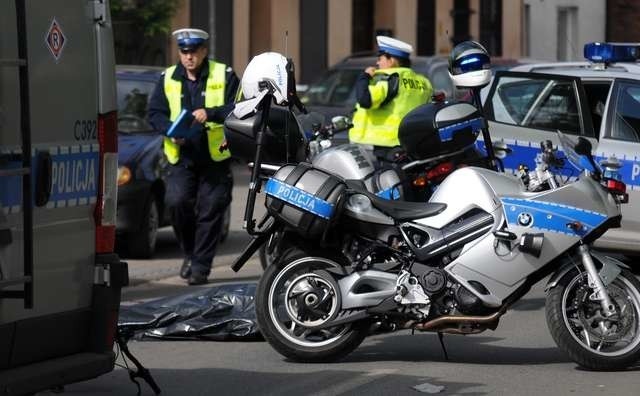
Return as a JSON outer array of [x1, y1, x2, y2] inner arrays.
[[116, 79, 155, 133]]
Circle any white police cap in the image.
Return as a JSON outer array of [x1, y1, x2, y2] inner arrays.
[[172, 28, 209, 49], [376, 36, 413, 59]]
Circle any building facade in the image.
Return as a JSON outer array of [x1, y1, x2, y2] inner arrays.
[[159, 0, 618, 84]]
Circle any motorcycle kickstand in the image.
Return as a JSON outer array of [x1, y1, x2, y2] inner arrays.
[[437, 332, 449, 361], [116, 330, 162, 395]]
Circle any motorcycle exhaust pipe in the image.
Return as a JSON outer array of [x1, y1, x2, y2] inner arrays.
[[412, 310, 504, 332]]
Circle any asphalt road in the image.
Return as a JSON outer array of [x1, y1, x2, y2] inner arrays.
[[61, 163, 640, 396]]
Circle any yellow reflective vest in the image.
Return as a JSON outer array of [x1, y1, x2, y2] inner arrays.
[[350, 67, 432, 147], [163, 60, 231, 164]]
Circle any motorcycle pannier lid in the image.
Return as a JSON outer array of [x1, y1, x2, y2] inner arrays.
[[398, 101, 484, 159], [223, 107, 307, 163], [265, 163, 345, 238]]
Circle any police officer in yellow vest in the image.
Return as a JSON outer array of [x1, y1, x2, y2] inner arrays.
[[350, 36, 432, 153], [149, 28, 239, 285]]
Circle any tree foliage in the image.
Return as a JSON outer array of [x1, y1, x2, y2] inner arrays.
[[111, 0, 180, 37]]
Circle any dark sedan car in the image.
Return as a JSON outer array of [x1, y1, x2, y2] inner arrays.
[[115, 66, 168, 258], [115, 66, 230, 258], [299, 53, 458, 120]]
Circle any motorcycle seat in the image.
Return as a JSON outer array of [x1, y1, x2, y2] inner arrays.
[[345, 180, 447, 221]]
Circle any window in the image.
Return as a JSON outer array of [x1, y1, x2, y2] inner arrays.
[[522, 4, 530, 58], [301, 69, 360, 106], [608, 82, 640, 142], [488, 75, 583, 135], [428, 66, 454, 99], [582, 82, 611, 136], [116, 79, 155, 133], [557, 7, 578, 61]]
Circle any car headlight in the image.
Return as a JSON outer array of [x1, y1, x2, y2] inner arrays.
[[117, 165, 132, 186]]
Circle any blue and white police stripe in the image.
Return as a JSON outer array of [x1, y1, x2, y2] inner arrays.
[[0, 144, 99, 215], [476, 138, 640, 191], [438, 117, 483, 142], [264, 178, 336, 219], [501, 197, 608, 236]]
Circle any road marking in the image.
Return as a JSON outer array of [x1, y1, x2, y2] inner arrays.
[[308, 368, 398, 396]]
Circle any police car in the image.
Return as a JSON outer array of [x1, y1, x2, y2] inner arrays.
[[484, 42, 640, 256]]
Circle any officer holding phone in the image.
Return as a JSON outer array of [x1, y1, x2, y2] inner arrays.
[[350, 36, 432, 155], [148, 28, 239, 285]]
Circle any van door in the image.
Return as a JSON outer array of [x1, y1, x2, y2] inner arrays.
[[1, 0, 101, 368], [0, 0, 31, 313], [483, 70, 598, 172], [593, 78, 640, 252]]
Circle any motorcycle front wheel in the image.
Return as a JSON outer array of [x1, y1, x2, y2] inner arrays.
[[546, 267, 640, 370], [255, 248, 369, 362]]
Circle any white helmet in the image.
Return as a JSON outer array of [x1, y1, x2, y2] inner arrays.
[[241, 52, 288, 105], [448, 41, 492, 88]]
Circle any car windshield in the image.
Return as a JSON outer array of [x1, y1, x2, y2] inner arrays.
[[117, 79, 156, 133], [301, 69, 361, 106]]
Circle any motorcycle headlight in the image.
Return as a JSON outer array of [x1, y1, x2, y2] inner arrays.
[[117, 165, 132, 186]]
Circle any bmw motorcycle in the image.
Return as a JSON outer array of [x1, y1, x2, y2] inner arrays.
[[252, 100, 493, 269], [225, 89, 640, 370]]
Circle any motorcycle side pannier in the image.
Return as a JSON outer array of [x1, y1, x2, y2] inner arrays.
[[398, 101, 484, 159], [265, 163, 345, 238], [224, 107, 308, 164]]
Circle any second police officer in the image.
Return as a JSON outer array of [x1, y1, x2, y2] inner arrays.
[[149, 28, 239, 285], [349, 36, 433, 157]]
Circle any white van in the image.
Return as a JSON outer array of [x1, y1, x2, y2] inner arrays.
[[0, 1, 127, 394]]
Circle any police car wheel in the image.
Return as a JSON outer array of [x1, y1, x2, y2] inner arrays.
[[127, 195, 159, 258]]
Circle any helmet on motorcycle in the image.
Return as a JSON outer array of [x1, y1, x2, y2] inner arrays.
[[240, 52, 289, 105], [448, 41, 491, 88]]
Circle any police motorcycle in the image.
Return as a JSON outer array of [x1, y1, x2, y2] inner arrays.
[[224, 43, 640, 370], [232, 53, 493, 269]]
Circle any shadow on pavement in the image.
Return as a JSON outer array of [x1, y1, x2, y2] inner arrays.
[[65, 367, 487, 396], [345, 333, 571, 365]]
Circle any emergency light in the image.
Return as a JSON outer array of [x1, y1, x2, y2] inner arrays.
[[584, 42, 640, 63]]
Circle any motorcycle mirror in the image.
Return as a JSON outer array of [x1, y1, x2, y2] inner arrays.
[[574, 137, 593, 156], [331, 115, 352, 132], [492, 141, 512, 160]]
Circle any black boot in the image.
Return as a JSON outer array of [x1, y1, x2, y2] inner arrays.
[[187, 272, 208, 286], [180, 258, 192, 279]]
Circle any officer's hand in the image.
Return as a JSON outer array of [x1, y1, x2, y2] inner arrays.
[[192, 109, 208, 124], [171, 137, 186, 146], [365, 67, 376, 77]]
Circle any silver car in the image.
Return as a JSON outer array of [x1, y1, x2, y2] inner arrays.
[[483, 42, 640, 256]]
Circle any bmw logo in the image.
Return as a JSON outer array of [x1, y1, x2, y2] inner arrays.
[[517, 212, 533, 227]]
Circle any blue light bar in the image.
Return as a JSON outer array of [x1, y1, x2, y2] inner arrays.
[[584, 42, 640, 63]]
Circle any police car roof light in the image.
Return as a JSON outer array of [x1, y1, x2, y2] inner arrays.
[[584, 42, 640, 64]]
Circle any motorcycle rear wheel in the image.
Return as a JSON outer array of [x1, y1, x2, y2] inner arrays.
[[256, 248, 368, 362], [546, 268, 640, 370]]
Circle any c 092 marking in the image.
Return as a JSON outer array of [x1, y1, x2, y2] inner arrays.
[[74, 120, 97, 141]]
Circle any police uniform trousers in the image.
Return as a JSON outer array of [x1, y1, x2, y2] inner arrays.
[[165, 159, 232, 276]]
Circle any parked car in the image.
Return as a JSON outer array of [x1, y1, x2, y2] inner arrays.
[[482, 42, 640, 257], [115, 65, 230, 258], [300, 53, 456, 121]]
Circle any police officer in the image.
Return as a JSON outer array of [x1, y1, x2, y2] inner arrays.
[[350, 36, 432, 155], [148, 28, 239, 285]]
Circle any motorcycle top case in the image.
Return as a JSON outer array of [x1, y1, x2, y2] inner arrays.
[[223, 107, 308, 164], [398, 101, 484, 160], [265, 163, 346, 238]]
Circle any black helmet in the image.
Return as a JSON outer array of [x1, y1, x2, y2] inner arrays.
[[448, 41, 491, 88]]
